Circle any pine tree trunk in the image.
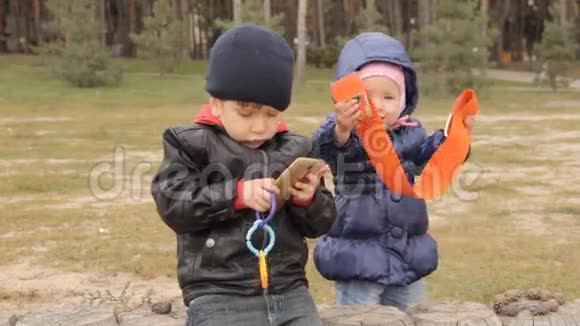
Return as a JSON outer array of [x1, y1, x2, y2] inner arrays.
[[296, 0, 308, 83], [182, 0, 193, 58], [431, 0, 438, 23], [495, 0, 512, 67], [192, 2, 201, 59], [128, 0, 136, 55], [9, 0, 29, 52], [99, 0, 107, 47], [316, 0, 325, 47], [284, 0, 297, 46], [116, 0, 136, 57], [391, 0, 402, 38], [343, 0, 354, 36], [264, 0, 271, 27], [367, 0, 375, 27], [480, 0, 489, 15], [233, 0, 242, 25], [559, 0, 568, 25], [142, 0, 153, 17], [0, 0, 6, 52], [418, 0, 432, 29], [175, 0, 190, 58], [480, 0, 489, 38], [33, 0, 40, 43], [512, 0, 525, 61]]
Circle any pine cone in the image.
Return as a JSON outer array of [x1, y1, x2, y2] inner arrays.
[[151, 301, 172, 314], [554, 293, 566, 305], [491, 294, 512, 313], [529, 302, 550, 316], [493, 303, 504, 314], [501, 303, 525, 317], [493, 288, 564, 316], [539, 289, 553, 302], [546, 299, 559, 312], [505, 289, 524, 300], [525, 288, 543, 300]]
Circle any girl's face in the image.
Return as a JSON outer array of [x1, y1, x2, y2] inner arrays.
[[362, 76, 402, 127]]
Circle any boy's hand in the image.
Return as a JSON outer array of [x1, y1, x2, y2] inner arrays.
[[334, 99, 361, 145], [290, 165, 330, 202], [464, 116, 475, 133], [242, 178, 280, 212]]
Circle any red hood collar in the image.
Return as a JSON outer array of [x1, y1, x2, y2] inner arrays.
[[193, 105, 289, 132]]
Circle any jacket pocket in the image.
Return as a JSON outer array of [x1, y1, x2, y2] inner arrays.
[[407, 234, 438, 279], [198, 219, 254, 270], [178, 232, 208, 284]]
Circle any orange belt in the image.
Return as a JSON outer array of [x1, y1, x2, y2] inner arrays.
[[331, 72, 479, 200]]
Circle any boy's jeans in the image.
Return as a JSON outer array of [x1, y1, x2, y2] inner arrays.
[[335, 280, 426, 311], [187, 285, 323, 326]]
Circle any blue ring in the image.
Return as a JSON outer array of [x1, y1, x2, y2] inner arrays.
[[245, 221, 276, 257], [390, 192, 402, 202]]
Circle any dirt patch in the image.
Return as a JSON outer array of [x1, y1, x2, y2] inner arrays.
[[50, 137, 87, 144], [124, 150, 163, 163], [482, 166, 559, 183], [0, 191, 153, 210], [537, 143, 580, 162], [0, 169, 80, 177], [516, 185, 553, 196], [427, 213, 450, 226], [289, 116, 326, 125], [541, 100, 580, 108], [478, 113, 580, 123], [0, 117, 75, 125], [0, 159, 88, 167], [507, 211, 552, 234], [33, 130, 57, 136], [0, 258, 181, 314], [0, 194, 45, 205], [423, 113, 580, 124], [473, 130, 580, 147]]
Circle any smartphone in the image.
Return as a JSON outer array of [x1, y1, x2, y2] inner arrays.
[[274, 157, 326, 203]]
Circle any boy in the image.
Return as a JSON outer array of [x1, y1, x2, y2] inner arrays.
[[151, 24, 336, 326]]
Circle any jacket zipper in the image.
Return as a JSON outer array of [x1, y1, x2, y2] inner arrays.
[[259, 149, 269, 177]]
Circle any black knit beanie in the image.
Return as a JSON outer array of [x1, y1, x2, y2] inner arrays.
[[205, 24, 294, 112]]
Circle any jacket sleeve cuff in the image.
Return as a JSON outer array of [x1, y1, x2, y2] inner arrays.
[[333, 131, 353, 149], [291, 195, 314, 208], [233, 179, 246, 210]]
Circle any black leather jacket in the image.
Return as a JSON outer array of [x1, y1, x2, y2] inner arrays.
[[151, 108, 336, 306]]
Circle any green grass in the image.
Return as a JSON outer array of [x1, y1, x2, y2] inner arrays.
[[1, 54, 580, 308]]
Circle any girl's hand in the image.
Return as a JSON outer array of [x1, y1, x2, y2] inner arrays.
[[334, 99, 361, 145]]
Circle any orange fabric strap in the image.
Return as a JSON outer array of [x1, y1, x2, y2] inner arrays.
[[331, 72, 479, 200]]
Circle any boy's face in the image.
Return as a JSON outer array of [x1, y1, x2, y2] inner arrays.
[[209, 98, 282, 149], [362, 76, 402, 127]]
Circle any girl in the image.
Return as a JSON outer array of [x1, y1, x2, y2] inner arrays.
[[313, 32, 473, 310]]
